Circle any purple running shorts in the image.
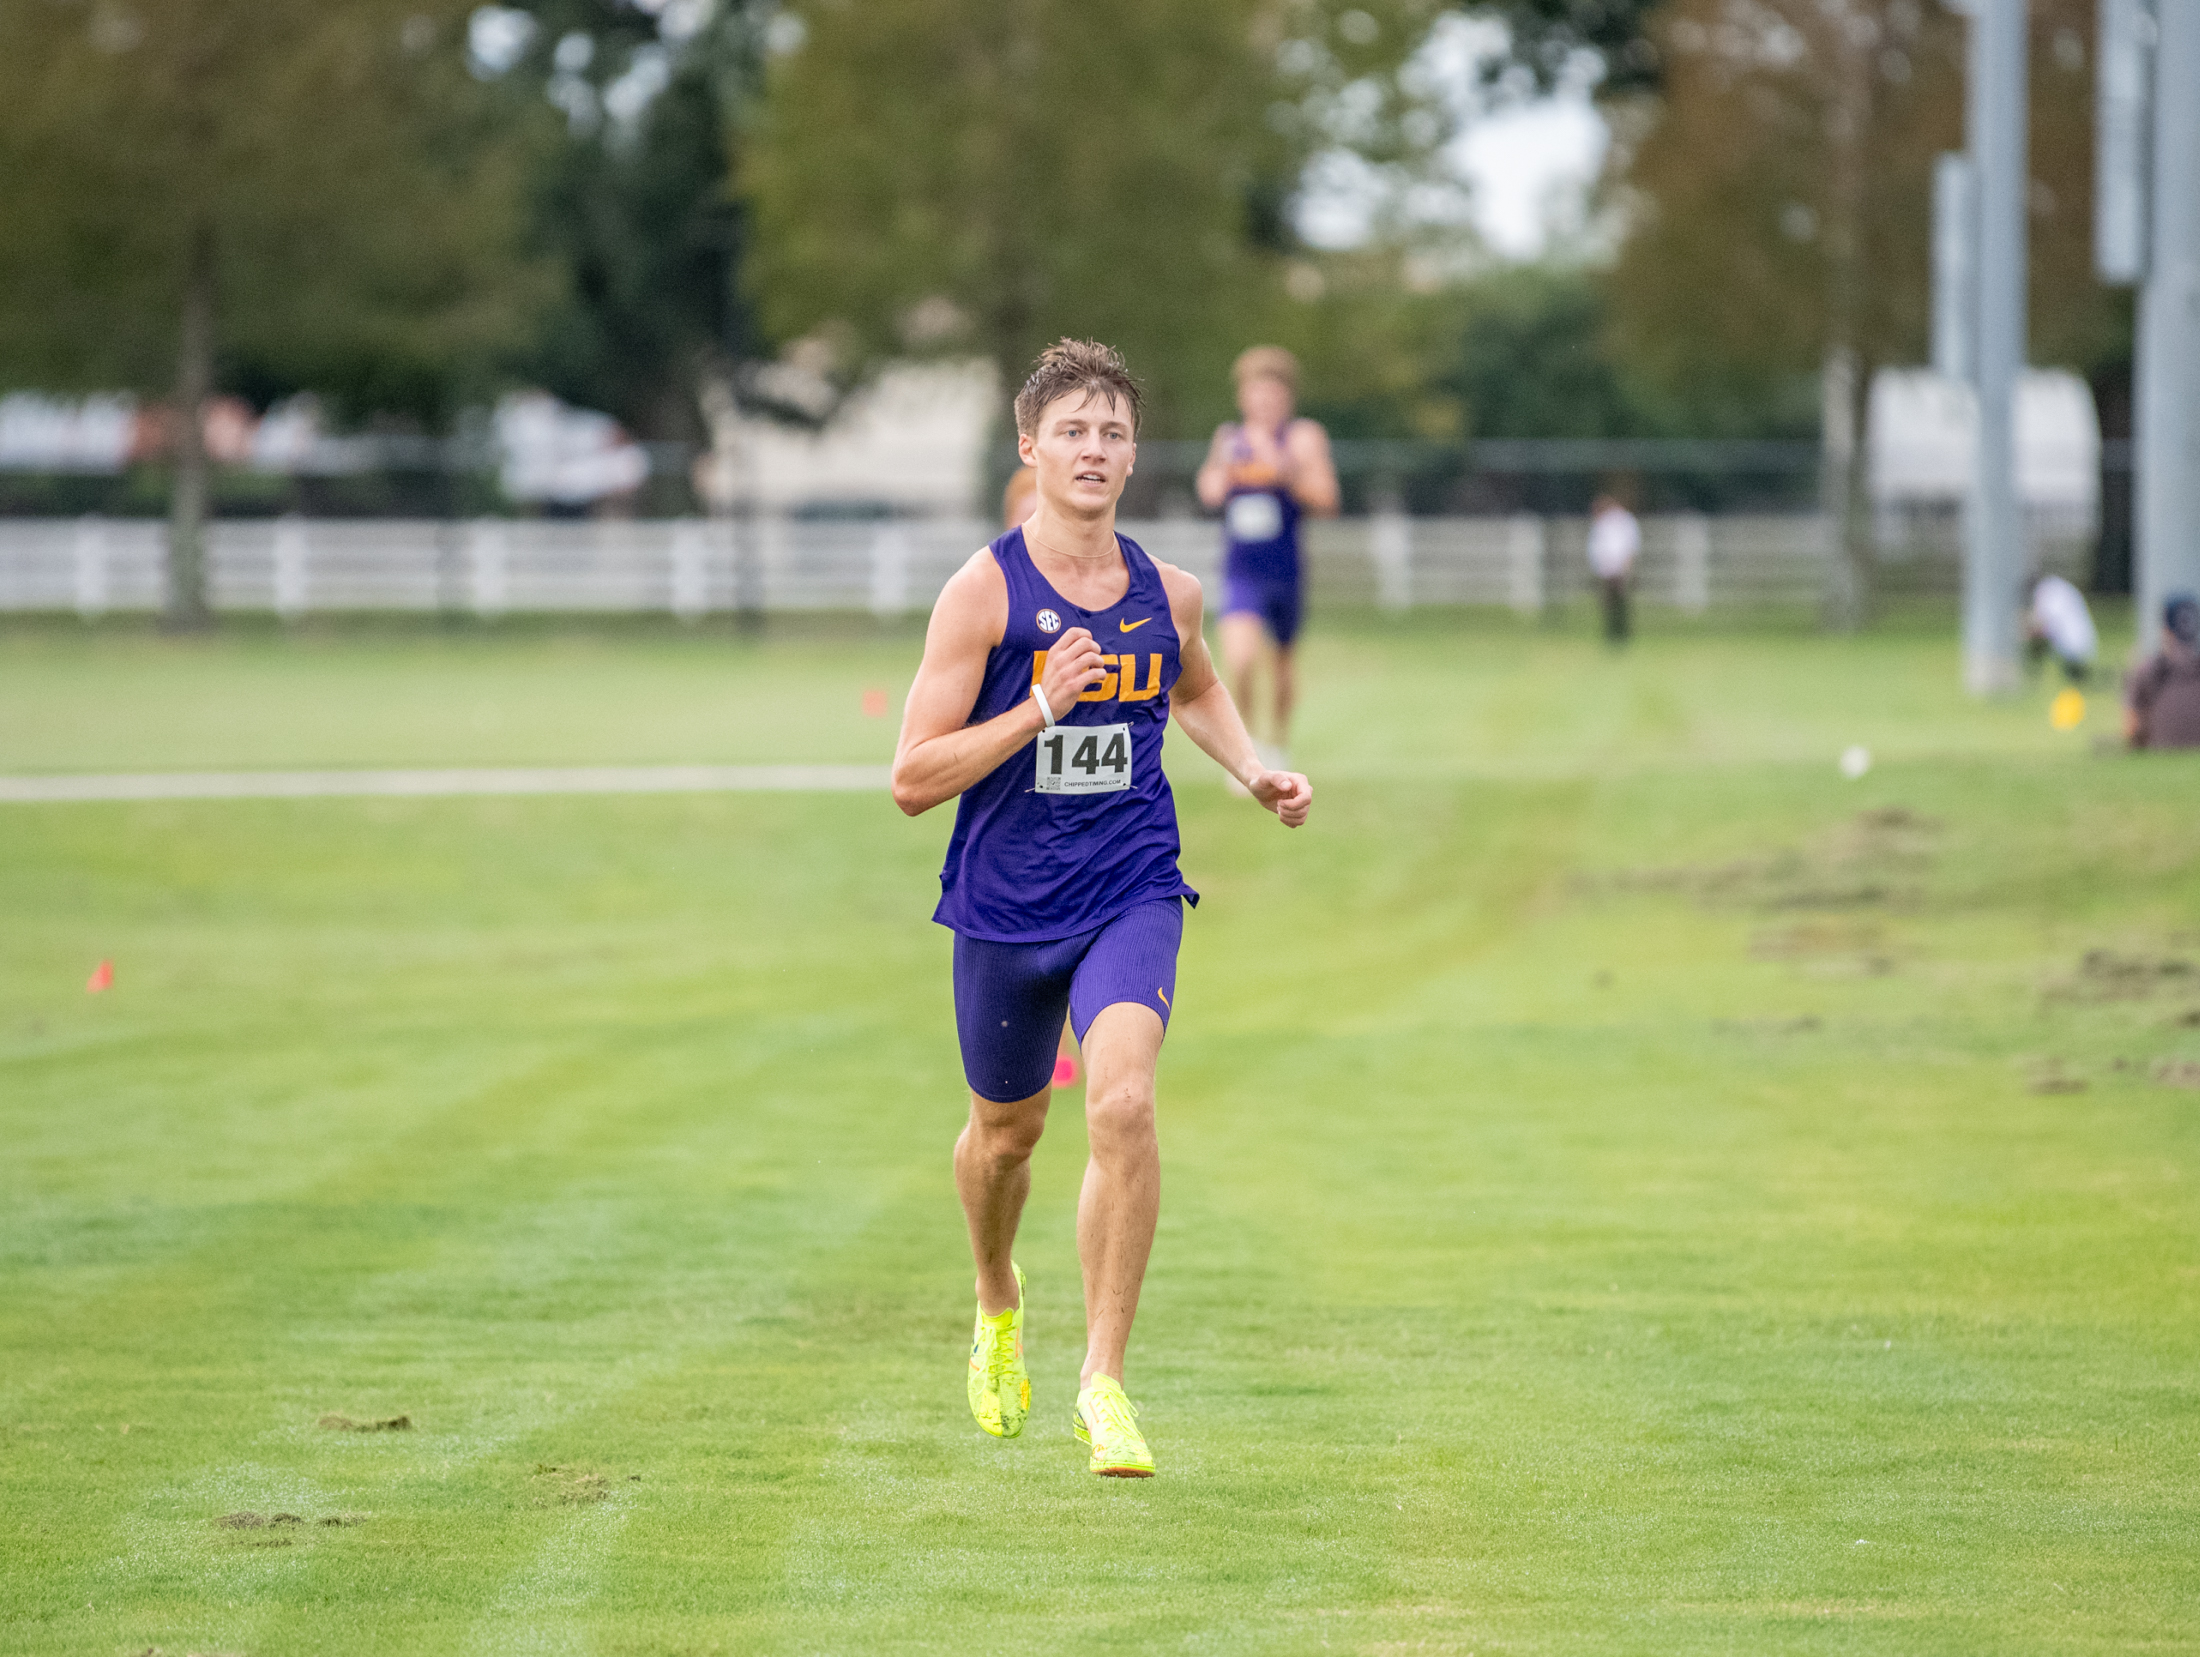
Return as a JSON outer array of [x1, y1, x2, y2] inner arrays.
[[951, 898, 1183, 1102], [1221, 572, 1302, 647]]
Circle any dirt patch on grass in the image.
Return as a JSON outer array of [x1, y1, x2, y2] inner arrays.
[[1599, 808, 1940, 915], [318, 1412, 410, 1432], [2025, 1057, 2089, 1095], [1844, 805, 1942, 845], [214, 1511, 364, 1532], [532, 1463, 611, 1505], [529, 1463, 643, 1506], [1751, 920, 1884, 958], [1713, 1015, 1823, 1035], [2152, 1058, 2200, 1090], [2047, 951, 2197, 1004], [1750, 920, 1897, 976]]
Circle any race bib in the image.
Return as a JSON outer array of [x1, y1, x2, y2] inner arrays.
[[1036, 722, 1133, 794], [1226, 490, 1284, 543]]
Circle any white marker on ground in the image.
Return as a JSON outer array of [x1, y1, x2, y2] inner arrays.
[[0, 765, 889, 804]]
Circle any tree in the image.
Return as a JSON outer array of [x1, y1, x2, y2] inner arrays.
[[1596, 0, 2119, 620], [0, 0, 545, 624], [740, 0, 1444, 435], [481, 0, 766, 441], [1465, 0, 1661, 93]]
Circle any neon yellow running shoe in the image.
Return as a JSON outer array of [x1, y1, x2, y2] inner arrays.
[[1072, 1374, 1154, 1477], [967, 1263, 1029, 1438]]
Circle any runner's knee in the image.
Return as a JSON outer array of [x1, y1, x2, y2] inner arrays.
[[966, 1097, 1046, 1164], [1085, 1078, 1155, 1152]]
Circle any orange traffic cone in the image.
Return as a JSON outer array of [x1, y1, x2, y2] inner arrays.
[[86, 959, 113, 993]]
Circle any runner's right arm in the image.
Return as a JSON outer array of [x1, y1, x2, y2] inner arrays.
[[1283, 419, 1340, 516], [891, 552, 1108, 816]]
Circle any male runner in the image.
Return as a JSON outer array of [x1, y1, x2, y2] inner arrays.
[[999, 462, 1088, 1088], [893, 339, 1312, 1477], [1195, 346, 1338, 770]]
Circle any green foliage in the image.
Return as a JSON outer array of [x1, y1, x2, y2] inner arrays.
[[1602, 0, 2122, 429], [1465, 0, 1661, 93], [491, 1, 766, 439], [742, 0, 1443, 434], [0, 0, 549, 426], [2, 618, 2197, 1652], [1260, 262, 1721, 444], [1433, 263, 1644, 438]]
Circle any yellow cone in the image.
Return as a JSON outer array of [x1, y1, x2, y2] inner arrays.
[[2050, 688, 2086, 730]]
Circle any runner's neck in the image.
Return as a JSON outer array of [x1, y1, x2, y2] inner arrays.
[[1023, 506, 1130, 610]]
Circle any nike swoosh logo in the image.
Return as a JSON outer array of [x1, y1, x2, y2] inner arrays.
[[1118, 618, 1152, 633]]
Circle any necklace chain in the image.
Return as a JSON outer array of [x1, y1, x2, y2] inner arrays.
[[1025, 525, 1120, 565]]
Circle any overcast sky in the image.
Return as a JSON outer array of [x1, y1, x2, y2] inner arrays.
[[1450, 87, 1608, 259], [1296, 13, 1612, 264]]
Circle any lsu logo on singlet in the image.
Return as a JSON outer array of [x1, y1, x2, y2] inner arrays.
[[1030, 651, 1166, 704]]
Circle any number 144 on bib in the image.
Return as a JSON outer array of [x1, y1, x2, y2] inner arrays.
[[1036, 722, 1133, 794]]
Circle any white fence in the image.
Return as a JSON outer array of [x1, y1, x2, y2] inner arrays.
[[0, 512, 1989, 619]]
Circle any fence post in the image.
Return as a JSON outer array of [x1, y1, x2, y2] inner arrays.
[[468, 519, 508, 618], [1506, 514, 1546, 614], [1674, 513, 1710, 614], [73, 516, 108, 620], [1371, 510, 1412, 611], [273, 514, 309, 620], [741, 514, 786, 626], [869, 520, 911, 619], [670, 518, 708, 621]]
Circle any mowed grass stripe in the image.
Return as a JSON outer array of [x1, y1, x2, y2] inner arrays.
[[2, 623, 2197, 1653]]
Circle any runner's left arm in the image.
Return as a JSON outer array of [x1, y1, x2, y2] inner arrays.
[[1284, 420, 1340, 517], [1159, 567, 1312, 829]]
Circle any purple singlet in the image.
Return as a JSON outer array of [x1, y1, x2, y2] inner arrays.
[[1219, 426, 1304, 586], [933, 527, 1198, 943]]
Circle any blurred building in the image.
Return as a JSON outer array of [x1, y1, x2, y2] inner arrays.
[[493, 392, 649, 509], [1867, 368, 2101, 547], [693, 359, 995, 518], [0, 394, 143, 471]]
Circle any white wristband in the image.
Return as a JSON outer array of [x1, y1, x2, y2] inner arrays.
[[1030, 683, 1057, 728]]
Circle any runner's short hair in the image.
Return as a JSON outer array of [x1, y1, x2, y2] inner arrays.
[[1014, 339, 1143, 437], [1232, 345, 1299, 391]]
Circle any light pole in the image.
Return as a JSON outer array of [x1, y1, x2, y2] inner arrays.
[[2099, 0, 2200, 649], [1959, 0, 2027, 694], [2135, 7, 2200, 641]]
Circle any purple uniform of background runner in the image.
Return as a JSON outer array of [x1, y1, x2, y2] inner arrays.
[[1218, 425, 1305, 646]]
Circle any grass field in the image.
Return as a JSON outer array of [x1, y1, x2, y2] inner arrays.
[[3, 612, 2197, 1655]]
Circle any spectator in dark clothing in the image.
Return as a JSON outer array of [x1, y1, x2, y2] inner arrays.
[[2125, 592, 2200, 750]]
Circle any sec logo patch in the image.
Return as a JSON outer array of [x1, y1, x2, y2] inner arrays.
[[1036, 609, 1063, 634]]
